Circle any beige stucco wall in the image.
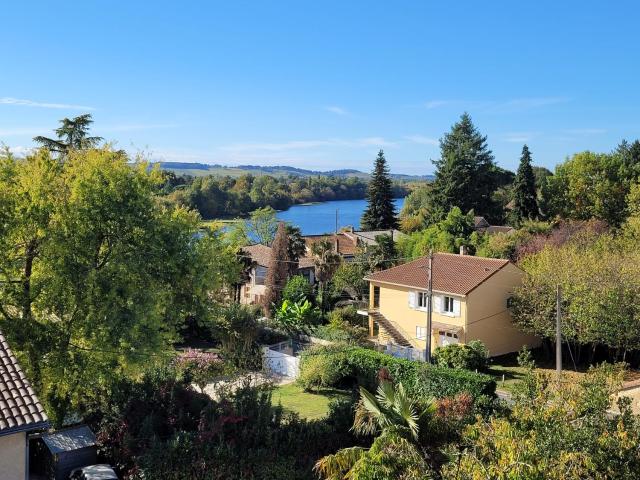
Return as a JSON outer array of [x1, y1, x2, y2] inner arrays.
[[465, 263, 540, 356], [0, 431, 26, 480], [370, 281, 466, 349]]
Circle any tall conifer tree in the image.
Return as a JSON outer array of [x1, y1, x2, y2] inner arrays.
[[361, 150, 397, 230], [429, 113, 497, 220], [263, 222, 291, 315], [512, 144, 539, 222]]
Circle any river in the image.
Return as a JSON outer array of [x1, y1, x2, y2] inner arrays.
[[276, 198, 405, 235]]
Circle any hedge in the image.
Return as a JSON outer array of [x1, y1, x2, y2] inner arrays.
[[298, 345, 496, 401]]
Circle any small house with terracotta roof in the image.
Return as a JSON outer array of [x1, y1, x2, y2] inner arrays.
[[363, 252, 539, 357], [238, 244, 316, 305], [0, 331, 49, 480]]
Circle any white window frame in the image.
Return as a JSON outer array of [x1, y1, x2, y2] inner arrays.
[[416, 326, 427, 340], [443, 295, 455, 314], [417, 292, 429, 310]]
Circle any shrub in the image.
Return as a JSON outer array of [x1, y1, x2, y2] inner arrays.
[[298, 345, 352, 391], [298, 345, 496, 402], [282, 275, 313, 303], [173, 349, 232, 392], [432, 341, 489, 371]]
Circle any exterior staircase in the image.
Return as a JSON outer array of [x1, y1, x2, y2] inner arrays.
[[369, 310, 412, 347]]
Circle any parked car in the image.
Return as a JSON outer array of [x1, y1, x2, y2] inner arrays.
[[69, 464, 118, 480]]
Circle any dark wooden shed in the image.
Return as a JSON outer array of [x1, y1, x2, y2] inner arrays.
[[30, 425, 98, 480]]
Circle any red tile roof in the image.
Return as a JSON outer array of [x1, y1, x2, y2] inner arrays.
[[241, 244, 315, 269], [365, 253, 510, 295], [0, 332, 48, 433], [304, 233, 357, 256]]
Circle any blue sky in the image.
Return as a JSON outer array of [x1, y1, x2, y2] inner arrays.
[[1, 1, 639, 175]]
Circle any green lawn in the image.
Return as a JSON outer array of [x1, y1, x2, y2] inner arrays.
[[487, 353, 586, 393], [272, 383, 351, 420]]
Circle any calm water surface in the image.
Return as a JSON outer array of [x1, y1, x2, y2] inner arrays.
[[276, 198, 405, 235]]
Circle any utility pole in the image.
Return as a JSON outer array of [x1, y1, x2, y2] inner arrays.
[[556, 284, 562, 377], [335, 209, 338, 235], [425, 250, 433, 363]]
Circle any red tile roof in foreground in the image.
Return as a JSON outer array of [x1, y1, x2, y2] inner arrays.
[[0, 331, 48, 433], [365, 253, 510, 296]]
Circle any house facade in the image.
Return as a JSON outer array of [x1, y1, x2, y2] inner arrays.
[[0, 331, 49, 480], [363, 252, 539, 357], [239, 244, 315, 305]]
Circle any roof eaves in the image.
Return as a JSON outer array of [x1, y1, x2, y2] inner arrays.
[[0, 420, 50, 438]]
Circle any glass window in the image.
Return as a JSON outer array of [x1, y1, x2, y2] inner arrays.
[[443, 296, 455, 313], [417, 292, 429, 308], [255, 266, 267, 285], [416, 326, 427, 340]]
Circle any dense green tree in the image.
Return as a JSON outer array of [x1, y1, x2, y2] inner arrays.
[[399, 184, 433, 232], [0, 147, 239, 424], [443, 365, 640, 479], [361, 150, 398, 230], [263, 222, 291, 314], [542, 151, 630, 226], [512, 144, 539, 222], [397, 207, 476, 259], [510, 232, 640, 361], [33, 114, 103, 154], [428, 113, 498, 221], [616, 139, 640, 181], [227, 206, 279, 246]]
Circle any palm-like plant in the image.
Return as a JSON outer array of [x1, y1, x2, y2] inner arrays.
[[34, 114, 103, 154], [311, 239, 341, 310], [315, 381, 434, 479], [353, 381, 434, 440]]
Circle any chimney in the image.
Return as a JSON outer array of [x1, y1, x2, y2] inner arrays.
[[459, 245, 468, 256]]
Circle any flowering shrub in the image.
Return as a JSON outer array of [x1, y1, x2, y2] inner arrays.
[[174, 349, 230, 392]]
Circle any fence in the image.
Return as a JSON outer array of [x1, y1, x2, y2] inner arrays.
[[262, 340, 301, 377], [377, 342, 426, 362]]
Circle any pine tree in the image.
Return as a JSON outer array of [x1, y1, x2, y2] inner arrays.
[[512, 144, 539, 222], [263, 222, 291, 315], [361, 150, 397, 230], [429, 113, 497, 221]]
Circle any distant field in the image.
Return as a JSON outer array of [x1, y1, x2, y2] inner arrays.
[[156, 161, 433, 181]]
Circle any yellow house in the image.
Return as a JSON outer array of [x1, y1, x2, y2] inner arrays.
[[363, 252, 539, 357]]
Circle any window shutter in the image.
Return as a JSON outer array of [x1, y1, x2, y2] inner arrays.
[[433, 295, 442, 313], [453, 298, 461, 317], [408, 291, 416, 309]]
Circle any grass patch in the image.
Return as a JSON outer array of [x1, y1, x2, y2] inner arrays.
[[272, 383, 351, 420], [488, 352, 587, 393]]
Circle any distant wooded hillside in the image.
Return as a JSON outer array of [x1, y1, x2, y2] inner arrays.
[[154, 161, 434, 181]]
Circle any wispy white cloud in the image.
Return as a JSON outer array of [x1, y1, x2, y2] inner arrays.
[[424, 100, 450, 109], [100, 123, 179, 132], [0, 126, 49, 137], [563, 128, 606, 135], [404, 134, 439, 145], [324, 106, 349, 115], [0, 97, 95, 110], [0, 145, 35, 156], [502, 132, 540, 143], [487, 97, 569, 113], [422, 97, 570, 113]]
